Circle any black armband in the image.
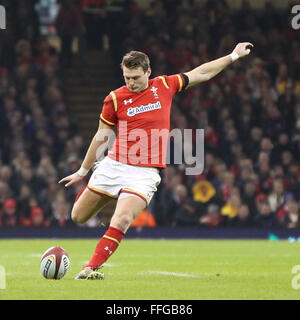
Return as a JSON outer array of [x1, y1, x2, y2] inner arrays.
[[180, 73, 189, 90]]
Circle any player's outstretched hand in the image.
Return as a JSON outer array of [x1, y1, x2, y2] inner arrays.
[[233, 42, 254, 58], [58, 172, 84, 187]]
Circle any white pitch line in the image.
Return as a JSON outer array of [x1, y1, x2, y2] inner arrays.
[[146, 270, 199, 278], [103, 263, 119, 267], [27, 254, 42, 258], [79, 261, 119, 267]]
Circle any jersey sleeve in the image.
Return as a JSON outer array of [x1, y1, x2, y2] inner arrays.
[[100, 93, 117, 126], [159, 73, 188, 95]]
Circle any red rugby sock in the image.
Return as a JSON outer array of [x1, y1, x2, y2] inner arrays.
[[84, 226, 125, 269]]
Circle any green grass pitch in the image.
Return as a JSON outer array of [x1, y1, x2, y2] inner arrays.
[[0, 238, 300, 300]]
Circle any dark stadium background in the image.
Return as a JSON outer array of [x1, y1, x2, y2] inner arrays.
[[0, 0, 299, 239]]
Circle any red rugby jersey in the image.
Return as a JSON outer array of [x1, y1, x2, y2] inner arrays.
[[100, 74, 186, 168]]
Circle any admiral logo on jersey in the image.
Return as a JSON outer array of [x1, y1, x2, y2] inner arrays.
[[127, 101, 162, 117]]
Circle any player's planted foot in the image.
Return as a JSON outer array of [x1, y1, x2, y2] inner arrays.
[[74, 267, 105, 280]]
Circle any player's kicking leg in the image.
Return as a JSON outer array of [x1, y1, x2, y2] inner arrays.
[[71, 187, 115, 280], [75, 194, 146, 280]]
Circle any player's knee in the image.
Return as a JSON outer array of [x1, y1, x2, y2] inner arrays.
[[119, 214, 133, 227], [111, 212, 134, 231], [71, 210, 86, 224]]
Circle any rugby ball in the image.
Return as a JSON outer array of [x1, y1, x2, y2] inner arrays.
[[40, 246, 70, 280]]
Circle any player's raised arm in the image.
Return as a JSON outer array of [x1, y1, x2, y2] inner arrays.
[[184, 42, 254, 89], [58, 121, 115, 187]]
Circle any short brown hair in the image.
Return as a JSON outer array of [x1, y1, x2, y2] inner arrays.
[[121, 51, 150, 73]]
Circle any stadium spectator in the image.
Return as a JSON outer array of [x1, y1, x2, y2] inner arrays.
[[18, 184, 34, 225], [0, 181, 12, 208], [253, 201, 278, 228], [227, 204, 252, 227], [30, 207, 50, 227], [241, 180, 257, 216], [199, 203, 223, 227], [193, 179, 216, 203], [221, 193, 241, 221], [267, 178, 288, 213], [156, 170, 183, 226], [81, 0, 106, 51], [55, 0, 84, 67], [192, 178, 218, 215], [0, 198, 18, 227], [51, 190, 73, 227], [172, 184, 201, 227], [277, 199, 300, 228]]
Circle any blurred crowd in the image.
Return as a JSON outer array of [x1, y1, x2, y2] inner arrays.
[[138, 0, 300, 229], [0, 0, 87, 227], [0, 0, 300, 229]]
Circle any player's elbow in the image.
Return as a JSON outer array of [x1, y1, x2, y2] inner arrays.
[[199, 72, 212, 82], [185, 69, 211, 87], [197, 66, 213, 82]]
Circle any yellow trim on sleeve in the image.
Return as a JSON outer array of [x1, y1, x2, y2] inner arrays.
[[100, 113, 115, 126], [158, 76, 169, 89], [177, 74, 183, 92], [110, 91, 118, 112], [103, 235, 120, 245]]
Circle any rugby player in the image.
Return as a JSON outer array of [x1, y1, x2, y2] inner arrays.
[[59, 42, 253, 279]]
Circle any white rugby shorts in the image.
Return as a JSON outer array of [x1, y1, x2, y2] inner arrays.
[[87, 156, 161, 205]]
